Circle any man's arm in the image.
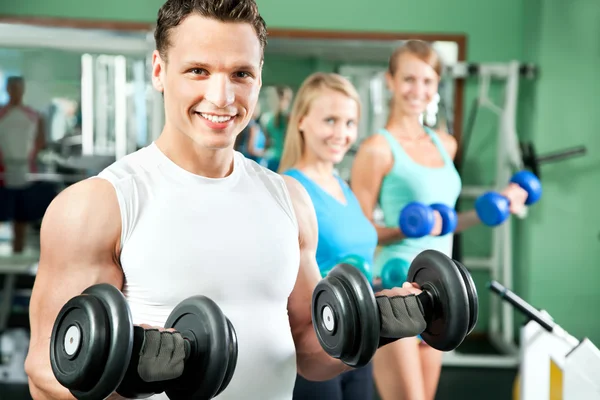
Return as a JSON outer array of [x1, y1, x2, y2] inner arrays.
[[283, 175, 353, 381], [25, 178, 124, 400]]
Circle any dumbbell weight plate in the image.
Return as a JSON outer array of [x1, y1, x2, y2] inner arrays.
[[214, 317, 238, 397], [50, 284, 133, 400], [452, 260, 479, 335], [312, 263, 380, 368], [407, 250, 470, 351], [164, 296, 236, 400]]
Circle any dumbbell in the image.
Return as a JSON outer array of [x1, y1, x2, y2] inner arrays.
[[475, 170, 542, 226], [311, 249, 479, 367], [399, 202, 457, 238], [50, 284, 238, 400], [320, 254, 373, 284], [380, 257, 410, 290]]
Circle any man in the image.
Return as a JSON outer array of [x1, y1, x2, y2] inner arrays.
[[24, 1, 418, 399], [0, 76, 46, 253]]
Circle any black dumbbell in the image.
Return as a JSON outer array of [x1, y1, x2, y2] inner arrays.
[[311, 249, 478, 367], [50, 284, 237, 400]]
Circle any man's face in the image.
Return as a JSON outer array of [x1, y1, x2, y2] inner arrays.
[[152, 15, 263, 150], [7, 80, 24, 104]]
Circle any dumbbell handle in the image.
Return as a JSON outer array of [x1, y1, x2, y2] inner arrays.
[[417, 291, 434, 323], [489, 281, 555, 332]]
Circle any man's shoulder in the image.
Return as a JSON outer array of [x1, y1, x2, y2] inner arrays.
[[0, 105, 40, 123], [97, 145, 157, 185]]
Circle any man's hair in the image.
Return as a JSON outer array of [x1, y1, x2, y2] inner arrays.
[[155, 0, 268, 61], [6, 76, 24, 86]]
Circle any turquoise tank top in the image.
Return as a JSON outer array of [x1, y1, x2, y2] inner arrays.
[[265, 114, 287, 160], [374, 127, 462, 278], [283, 169, 378, 274]]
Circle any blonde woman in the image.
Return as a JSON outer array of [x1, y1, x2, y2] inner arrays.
[[279, 72, 377, 400], [351, 40, 528, 400]]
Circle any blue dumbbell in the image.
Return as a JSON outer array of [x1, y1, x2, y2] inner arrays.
[[475, 170, 542, 226], [320, 255, 373, 284], [398, 202, 458, 238], [380, 258, 411, 290]]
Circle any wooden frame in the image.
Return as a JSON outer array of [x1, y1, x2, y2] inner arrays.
[[0, 16, 467, 148]]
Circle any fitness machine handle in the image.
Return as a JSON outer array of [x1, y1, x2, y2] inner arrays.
[[488, 281, 555, 332], [536, 145, 586, 164]]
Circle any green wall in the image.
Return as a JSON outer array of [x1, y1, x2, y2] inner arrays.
[[517, 0, 600, 344], [0, 0, 524, 61], [2, 0, 598, 344]]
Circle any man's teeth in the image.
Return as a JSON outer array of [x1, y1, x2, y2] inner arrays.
[[199, 113, 233, 123]]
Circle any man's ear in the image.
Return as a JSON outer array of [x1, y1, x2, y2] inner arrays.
[[151, 50, 165, 93]]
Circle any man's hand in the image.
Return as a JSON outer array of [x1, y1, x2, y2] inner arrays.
[[376, 282, 422, 298]]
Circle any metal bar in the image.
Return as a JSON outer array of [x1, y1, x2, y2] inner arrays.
[[0, 274, 16, 331], [81, 54, 94, 156], [460, 185, 494, 198], [446, 62, 538, 79], [0, 172, 89, 183], [462, 257, 494, 270], [442, 350, 519, 368], [537, 146, 587, 164]]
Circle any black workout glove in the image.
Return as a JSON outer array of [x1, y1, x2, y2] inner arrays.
[[376, 294, 427, 348], [117, 326, 187, 398]]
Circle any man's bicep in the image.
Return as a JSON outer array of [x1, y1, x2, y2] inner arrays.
[[29, 179, 124, 344], [26, 178, 125, 396]]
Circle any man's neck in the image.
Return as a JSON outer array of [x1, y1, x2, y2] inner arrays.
[[155, 128, 234, 179]]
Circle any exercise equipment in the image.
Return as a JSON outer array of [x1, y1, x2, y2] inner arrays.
[[320, 254, 373, 283], [0, 328, 30, 384], [399, 202, 457, 238], [50, 284, 237, 400], [447, 61, 588, 369], [0, 255, 37, 384], [520, 142, 587, 180], [489, 281, 600, 399], [311, 249, 478, 367], [475, 170, 542, 226], [380, 258, 411, 289]]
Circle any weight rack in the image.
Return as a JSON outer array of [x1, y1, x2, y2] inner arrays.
[[443, 61, 536, 368]]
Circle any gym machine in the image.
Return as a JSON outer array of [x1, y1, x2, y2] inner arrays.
[[490, 281, 600, 400], [443, 61, 586, 368], [0, 256, 38, 383]]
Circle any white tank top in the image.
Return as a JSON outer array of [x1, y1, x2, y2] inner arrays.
[[97, 143, 301, 400], [0, 105, 39, 188]]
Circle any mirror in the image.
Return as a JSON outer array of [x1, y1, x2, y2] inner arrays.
[[251, 35, 463, 181], [0, 22, 155, 259]]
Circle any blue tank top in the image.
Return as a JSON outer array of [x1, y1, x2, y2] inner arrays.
[[283, 169, 378, 274], [374, 127, 462, 277]]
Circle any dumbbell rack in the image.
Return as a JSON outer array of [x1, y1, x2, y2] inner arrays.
[[441, 61, 537, 369]]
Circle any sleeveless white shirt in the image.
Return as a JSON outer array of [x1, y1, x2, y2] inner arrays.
[[97, 143, 300, 400], [0, 105, 39, 188]]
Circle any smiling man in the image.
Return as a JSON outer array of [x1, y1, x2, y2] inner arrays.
[[24, 1, 420, 399]]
